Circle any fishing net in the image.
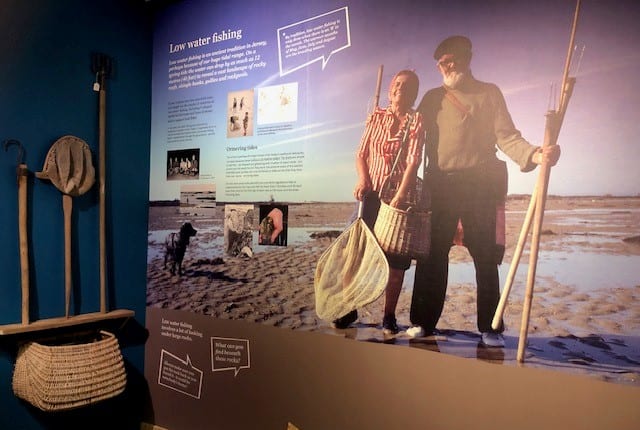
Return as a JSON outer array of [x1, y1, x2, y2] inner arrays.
[[41, 135, 95, 197], [314, 218, 389, 322]]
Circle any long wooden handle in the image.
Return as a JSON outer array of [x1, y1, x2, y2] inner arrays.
[[492, 186, 537, 330], [516, 0, 581, 363], [516, 112, 560, 362], [559, 0, 581, 113], [63, 194, 73, 318], [18, 164, 29, 324], [99, 85, 107, 313], [373, 65, 383, 109]]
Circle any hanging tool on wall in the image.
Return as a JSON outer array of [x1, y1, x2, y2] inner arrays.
[[36, 136, 95, 317], [91, 52, 112, 314], [4, 139, 30, 325]]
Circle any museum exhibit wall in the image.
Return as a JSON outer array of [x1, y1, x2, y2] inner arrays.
[[142, 1, 639, 430], [1, 1, 638, 429], [0, 1, 152, 428]]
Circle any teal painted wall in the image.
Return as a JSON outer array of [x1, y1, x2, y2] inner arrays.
[[0, 1, 152, 428]]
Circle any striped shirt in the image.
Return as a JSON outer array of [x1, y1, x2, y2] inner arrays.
[[356, 106, 424, 192]]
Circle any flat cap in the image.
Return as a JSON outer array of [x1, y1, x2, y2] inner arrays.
[[434, 35, 472, 60]]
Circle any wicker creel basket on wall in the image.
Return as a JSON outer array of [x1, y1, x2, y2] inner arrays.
[[12, 330, 126, 411]]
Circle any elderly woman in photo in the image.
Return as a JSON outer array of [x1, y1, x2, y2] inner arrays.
[[332, 69, 425, 334]]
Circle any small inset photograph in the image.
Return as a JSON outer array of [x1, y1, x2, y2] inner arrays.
[[167, 148, 200, 180], [227, 89, 254, 138], [224, 204, 254, 256], [257, 82, 298, 125], [180, 183, 216, 216], [258, 204, 288, 246]]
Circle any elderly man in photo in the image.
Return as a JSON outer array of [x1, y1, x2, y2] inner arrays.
[[408, 35, 561, 347]]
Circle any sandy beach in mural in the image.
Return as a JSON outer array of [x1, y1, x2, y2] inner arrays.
[[147, 196, 640, 386]]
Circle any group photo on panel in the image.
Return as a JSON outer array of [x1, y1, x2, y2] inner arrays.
[[317, 35, 561, 348]]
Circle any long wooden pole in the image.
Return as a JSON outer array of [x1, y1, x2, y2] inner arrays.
[[63, 194, 73, 317], [517, 112, 558, 361], [17, 163, 29, 324], [492, 186, 537, 330], [93, 53, 111, 314], [559, 2, 581, 114], [6, 140, 31, 324], [493, 1, 582, 333], [373, 65, 383, 110], [99, 80, 107, 313], [516, 0, 581, 362], [360, 64, 384, 221]]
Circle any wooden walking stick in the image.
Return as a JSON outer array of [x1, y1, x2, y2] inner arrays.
[[92, 53, 112, 313], [4, 140, 30, 325], [513, 0, 581, 363]]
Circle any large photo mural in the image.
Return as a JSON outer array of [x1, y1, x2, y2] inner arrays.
[[144, 0, 640, 428]]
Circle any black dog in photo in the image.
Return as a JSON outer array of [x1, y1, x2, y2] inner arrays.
[[164, 222, 197, 275]]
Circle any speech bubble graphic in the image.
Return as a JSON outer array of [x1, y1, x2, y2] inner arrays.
[[277, 7, 351, 77], [158, 350, 203, 399], [211, 337, 251, 377]]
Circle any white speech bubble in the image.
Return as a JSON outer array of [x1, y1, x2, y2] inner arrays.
[[277, 7, 351, 77], [158, 349, 204, 399], [211, 336, 251, 377]]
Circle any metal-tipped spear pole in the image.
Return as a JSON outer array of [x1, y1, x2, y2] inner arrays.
[[92, 53, 112, 313], [515, 0, 581, 363]]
